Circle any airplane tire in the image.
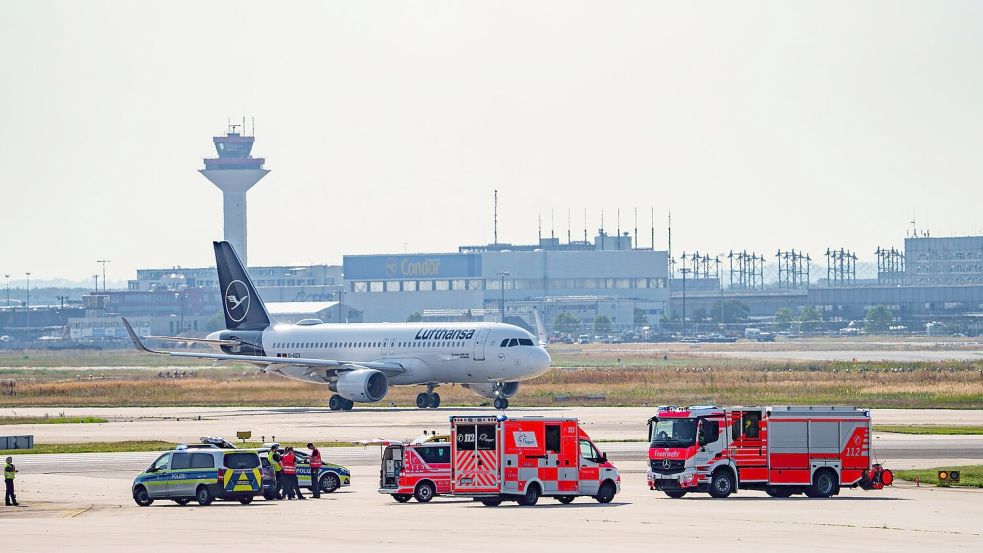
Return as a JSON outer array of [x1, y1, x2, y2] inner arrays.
[[494, 398, 505, 410], [416, 393, 431, 409], [429, 393, 441, 409], [328, 395, 342, 411], [341, 398, 354, 411]]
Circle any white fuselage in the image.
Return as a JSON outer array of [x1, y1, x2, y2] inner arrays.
[[212, 321, 551, 386]]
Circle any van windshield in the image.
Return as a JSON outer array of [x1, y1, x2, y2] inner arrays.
[[650, 418, 697, 448], [224, 452, 260, 469]]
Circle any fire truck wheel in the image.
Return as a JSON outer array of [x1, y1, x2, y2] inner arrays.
[[429, 393, 441, 408], [663, 490, 686, 499], [416, 393, 432, 409], [595, 481, 617, 504], [517, 483, 541, 506], [392, 494, 412, 503], [414, 481, 436, 503], [556, 496, 575, 504], [480, 497, 504, 507], [765, 486, 793, 498], [708, 469, 735, 498], [806, 470, 838, 498]]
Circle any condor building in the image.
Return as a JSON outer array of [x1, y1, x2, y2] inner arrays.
[[343, 232, 670, 334]]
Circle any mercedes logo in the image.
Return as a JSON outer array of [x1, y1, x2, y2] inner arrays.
[[224, 279, 250, 323], [662, 459, 672, 469]]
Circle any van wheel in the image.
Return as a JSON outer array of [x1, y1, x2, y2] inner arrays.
[[517, 483, 540, 506], [765, 486, 794, 498], [238, 496, 254, 505], [173, 498, 191, 506], [595, 481, 616, 503], [806, 470, 838, 498], [664, 490, 686, 499], [414, 481, 436, 503], [556, 496, 575, 504], [480, 496, 504, 507], [133, 486, 153, 507], [393, 494, 412, 503], [320, 473, 341, 493], [708, 469, 735, 498], [196, 485, 214, 506]]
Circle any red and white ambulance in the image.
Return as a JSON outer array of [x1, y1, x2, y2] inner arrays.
[[375, 437, 452, 503], [647, 405, 893, 498], [450, 415, 620, 506]]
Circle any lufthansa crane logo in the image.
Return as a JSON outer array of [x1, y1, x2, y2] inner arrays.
[[225, 280, 250, 323]]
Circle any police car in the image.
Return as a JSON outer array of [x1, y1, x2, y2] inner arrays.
[[258, 444, 352, 494], [132, 447, 263, 506]]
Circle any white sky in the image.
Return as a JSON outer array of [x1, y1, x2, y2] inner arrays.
[[2, 1, 982, 284]]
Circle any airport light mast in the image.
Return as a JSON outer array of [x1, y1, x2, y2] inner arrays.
[[199, 120, 269, 267]]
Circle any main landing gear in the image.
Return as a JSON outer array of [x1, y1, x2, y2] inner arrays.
[[493, 397, 510, 410], [415, 384, 441, 409], [328, 394, 354, 411]]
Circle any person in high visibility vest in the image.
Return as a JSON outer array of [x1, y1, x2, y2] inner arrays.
[[267, 447, 284, 500], [280, 447, 305, 500], [4, 456, 18, 506], [307, 442, 322, 499]]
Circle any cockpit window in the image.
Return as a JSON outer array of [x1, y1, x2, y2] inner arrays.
[[500, 339, 509, 347], [518, 338, 534, 346], [508, 339, 518, 347]]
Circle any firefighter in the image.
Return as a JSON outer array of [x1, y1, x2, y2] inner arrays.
[[281, 447, 305, 500], [307, 442, 322, 499], [267, 446, 284, 499], [4, 456, 18, 506]]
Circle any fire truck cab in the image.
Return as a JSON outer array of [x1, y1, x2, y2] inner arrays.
[[377, 439, 452, 503], [450, 415, 620, 506], [647, 405, 893, 499]]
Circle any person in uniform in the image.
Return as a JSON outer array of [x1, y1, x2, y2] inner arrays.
[[5, 456, 18, 506], [267, 447, 284, 499], [281, 447, 305, 500], [307, 442, 322, 499]]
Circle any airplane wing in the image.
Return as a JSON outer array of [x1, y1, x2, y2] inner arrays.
[[145, 335, 240, 346], [121, 317, 405, 381]]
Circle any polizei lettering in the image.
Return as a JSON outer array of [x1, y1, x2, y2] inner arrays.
[[415, 328, 475, 340]]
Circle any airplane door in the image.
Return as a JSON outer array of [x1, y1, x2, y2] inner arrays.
[[472, 329, 490, 361]]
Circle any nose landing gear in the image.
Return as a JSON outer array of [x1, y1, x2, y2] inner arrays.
[[415, 384, 441, 409]]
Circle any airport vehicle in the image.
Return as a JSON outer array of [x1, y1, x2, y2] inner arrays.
[[131, 448, 263, 506], [450, 415, 620, 506], [256, 445, 351, 494], [377, 439, 452, 503], [122, 241, 550, 410], [577, 334, 591, 344], [646, 405, 894, 499]]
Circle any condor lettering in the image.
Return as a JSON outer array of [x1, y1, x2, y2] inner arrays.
[[415, 329, 475, 340]]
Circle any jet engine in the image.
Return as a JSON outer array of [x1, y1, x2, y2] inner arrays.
[[463, 381, 519, 400], [332, 369, 389, 403]]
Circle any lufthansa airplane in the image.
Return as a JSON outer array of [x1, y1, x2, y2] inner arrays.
[[123, 241, 551, 410]]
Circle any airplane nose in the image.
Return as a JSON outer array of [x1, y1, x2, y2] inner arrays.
[[534, 347, 552, 371]]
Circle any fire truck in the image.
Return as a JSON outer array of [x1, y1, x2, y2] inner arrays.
[[376, 437, 452, 503], [647, 405, 893, 498], [450, 415, 620, 506]]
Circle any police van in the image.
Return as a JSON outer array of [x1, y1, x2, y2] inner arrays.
[[132, 447, 263, 506]]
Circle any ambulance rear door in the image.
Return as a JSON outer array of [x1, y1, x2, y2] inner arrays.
[[453, 422, 499, 493], [381, 445, 403, 490]]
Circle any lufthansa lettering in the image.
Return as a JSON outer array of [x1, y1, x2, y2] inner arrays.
[[415, 328, 476, 340], [401, 258, 441, 277]]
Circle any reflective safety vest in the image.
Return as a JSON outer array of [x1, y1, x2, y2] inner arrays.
[[4, 463, 14, 480], [267, 450, 282, 472], [310, 448, 322, 469], [281, 452, 296, 475]]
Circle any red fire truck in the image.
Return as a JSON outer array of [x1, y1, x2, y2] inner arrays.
[[376, 438, 452, 503], [647, 405, 893, 499], [450, 415, 620, 506]]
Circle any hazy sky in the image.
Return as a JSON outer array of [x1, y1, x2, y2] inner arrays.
[[2, 1, 982, 285]]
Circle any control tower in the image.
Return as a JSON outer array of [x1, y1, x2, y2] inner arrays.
[[199, 122, 270, 267]]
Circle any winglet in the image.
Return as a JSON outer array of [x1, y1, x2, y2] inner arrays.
[[121, 317, 160, 354]]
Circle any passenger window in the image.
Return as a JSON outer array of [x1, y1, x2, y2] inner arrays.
[[579, 440, 598, 462], [743, 412, 761, 439], [545, 425, 561, 453], [150, 454, 169, 472], [171, 453, 191, 470], [191, 453, 214, 469]]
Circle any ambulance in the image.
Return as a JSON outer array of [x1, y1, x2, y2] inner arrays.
[[647, 405, 894, 498], [450, 415, 620, 506], [376, 437, 452, 503]]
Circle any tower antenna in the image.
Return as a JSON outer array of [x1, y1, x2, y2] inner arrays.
[[668, 210, 673, 279], [567, 208, 571, 244], [616, 208, 621, 249], [493, 189, 498, 245], [650, 207, 655, 250], [634, 207, 638, 251], [583, 208, 587, 244], [538, 213, 542, 242], [550, 209, 555, 241]]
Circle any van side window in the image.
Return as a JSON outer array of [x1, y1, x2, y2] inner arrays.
[[743, 412, 761, 438], [545, 425, 561, 453], [150, 453, 170, 472], [171, 453, 191, 470], [191, 453, 214, 469]]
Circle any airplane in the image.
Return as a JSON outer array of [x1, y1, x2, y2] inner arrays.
[[122, 241, 551, 410]]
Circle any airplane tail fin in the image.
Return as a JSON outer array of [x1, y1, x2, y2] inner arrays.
[[532, 308, 548, 347], [213, 241, 271, 331]]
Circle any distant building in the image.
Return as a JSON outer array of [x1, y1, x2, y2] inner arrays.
[[905, 235, 983, 286]]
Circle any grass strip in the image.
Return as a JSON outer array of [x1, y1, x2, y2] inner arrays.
[[0, 416, 108, 425], [895, 465, 983, 488], [0, 439, 363, 456], [874, 425, 983, 436]]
